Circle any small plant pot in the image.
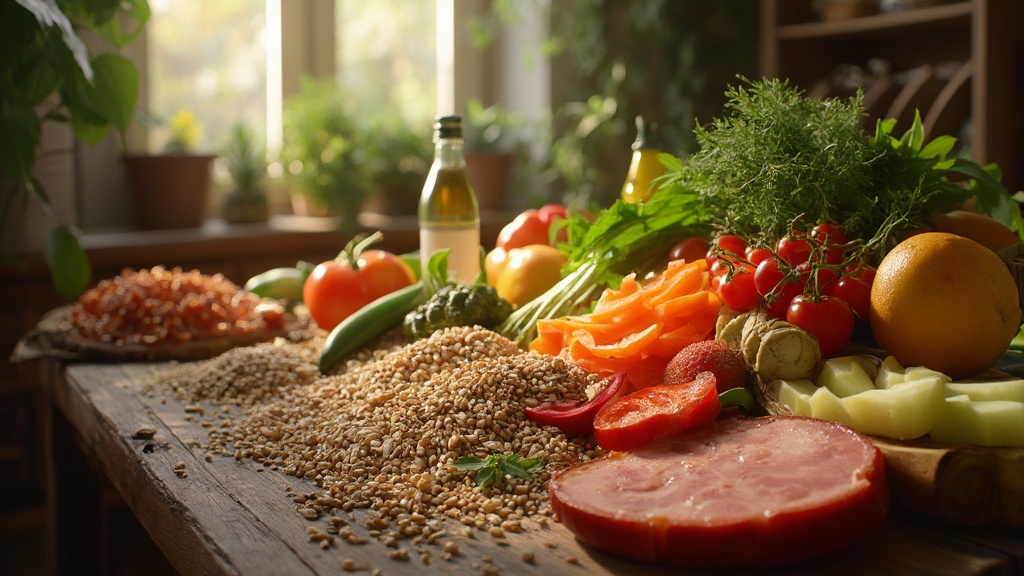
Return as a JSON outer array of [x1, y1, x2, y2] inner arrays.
[[223, 189, 270, 224], [123, 154, 215, 230]]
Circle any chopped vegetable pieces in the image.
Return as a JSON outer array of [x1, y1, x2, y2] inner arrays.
[[530, 259, 721, 389]]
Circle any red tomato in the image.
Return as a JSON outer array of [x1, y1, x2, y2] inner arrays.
[[538, 204, 569, 243], [718, 270, 759, 311], [810, 222, 848, 247], [753, 257, 786, 298], [669, 237, 710, 263], [745, 246, 773, 267], [303, 250, 416, 331], [796, 261, 837, 292], [593, 372, 720, 451], [523, 373, 626, 437], [496, 209, 549, 250], [537, 203, 568, 224], [827, 264, 876, 320], [755, 258, 805, 318], [775, 234, 813, 266], [786, 295, 855, 356], [713, 234, 747, 258]]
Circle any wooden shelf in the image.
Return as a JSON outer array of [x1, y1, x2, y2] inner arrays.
[[761, 0, 1024, 194], [776, 2, 972, 40]]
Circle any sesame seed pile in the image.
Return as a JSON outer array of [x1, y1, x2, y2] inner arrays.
[[209, 326, 606, 536]]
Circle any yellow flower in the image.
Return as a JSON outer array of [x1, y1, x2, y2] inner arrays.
[[164, 110, 202, 153]]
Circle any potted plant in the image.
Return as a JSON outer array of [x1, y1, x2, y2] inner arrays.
[[221, 121, 270, 224], [362, 117, 431, 216], [122, 110, 217, 230], [0, 0, 149, 300], [463, 98, 525, 211], [279, 77, 370, 234]]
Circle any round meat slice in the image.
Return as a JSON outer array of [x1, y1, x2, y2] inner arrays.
[[549, 416, 889, 568]]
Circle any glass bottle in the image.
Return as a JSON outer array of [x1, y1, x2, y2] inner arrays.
[[419, 115, 481, 284], [621, 115, 667, 203]]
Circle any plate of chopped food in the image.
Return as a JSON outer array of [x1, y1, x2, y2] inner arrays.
[[13, 266, 312, 363]]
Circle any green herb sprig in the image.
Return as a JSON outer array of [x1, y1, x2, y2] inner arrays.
[[454, 453, 544, 491]]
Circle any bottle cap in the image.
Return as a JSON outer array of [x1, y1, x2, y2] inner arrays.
[[434, 115, 463, 140]]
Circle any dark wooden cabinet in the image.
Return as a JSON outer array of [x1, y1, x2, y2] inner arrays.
[[760, 0, 1024, 194]]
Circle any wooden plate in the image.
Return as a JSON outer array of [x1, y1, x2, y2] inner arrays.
[[11, 305, 313, 364]]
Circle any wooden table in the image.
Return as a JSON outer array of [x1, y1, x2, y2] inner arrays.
[[42, 360, 1024, 576]]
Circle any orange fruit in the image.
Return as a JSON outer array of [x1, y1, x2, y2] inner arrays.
[[869, 232, 1021, 379], [931, 210, 1019, 253]]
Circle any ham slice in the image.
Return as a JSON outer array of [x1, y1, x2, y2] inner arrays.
[[549, 415, 889, 568]]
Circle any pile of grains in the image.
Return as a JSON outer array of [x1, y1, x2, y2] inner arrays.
[[69, 266, 285, 345], [144, 339, 321, 406], [214, 325, 606, 538]]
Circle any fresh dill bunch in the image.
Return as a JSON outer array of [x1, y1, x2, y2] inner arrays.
[[681, 77, 879, 243], [664, 77, 1019, 262]]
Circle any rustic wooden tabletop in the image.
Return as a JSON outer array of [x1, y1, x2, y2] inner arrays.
[[40, 360, 1024, 576]]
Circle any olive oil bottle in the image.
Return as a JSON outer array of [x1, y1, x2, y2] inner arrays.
[[419, 115, 481, 283], [621, 115, 667, 203]]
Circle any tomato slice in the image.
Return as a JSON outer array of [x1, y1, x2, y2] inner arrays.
[[523, 372, 626, 437], [593, 371, 720, 451]]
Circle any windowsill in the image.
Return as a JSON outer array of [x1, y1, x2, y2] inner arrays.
[[2, 211, 514, 282]]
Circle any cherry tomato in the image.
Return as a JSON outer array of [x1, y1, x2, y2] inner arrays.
[[827, 264, 876, 320], [753, 257, 786, 298], [775, 234, 813, 266], [754, 258, 804, 318], [713, 234, 748, 258], [745, 246, 773, 267], [718, 270, 759, 311], [496, 209, 550, 250], [523, 373, 626, 437], [709, 259, 730, 277], [303, 250, 416, 331], [796, 261, 837, 292], [810, 222, 848, 247], [593, 372, 720, 451], [669, 237, 710, 264], [786, 295, 855, 356]]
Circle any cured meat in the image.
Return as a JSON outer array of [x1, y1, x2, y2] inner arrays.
[[549, 416, 889, 568]]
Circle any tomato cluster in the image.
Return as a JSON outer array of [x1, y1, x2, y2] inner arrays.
[[673, 223, 876, 356]]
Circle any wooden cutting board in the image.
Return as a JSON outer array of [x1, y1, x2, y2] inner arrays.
[[871, 437, 1024, 526]]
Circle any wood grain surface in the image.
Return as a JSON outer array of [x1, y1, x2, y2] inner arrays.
[[43, 360, 1024, 576]]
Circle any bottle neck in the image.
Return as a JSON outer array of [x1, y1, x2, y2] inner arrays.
[[434, 137, 466, 168]]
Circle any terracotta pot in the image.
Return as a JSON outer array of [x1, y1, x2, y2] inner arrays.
[[123, 154, 215, 230], [465, 152, 513, 212]]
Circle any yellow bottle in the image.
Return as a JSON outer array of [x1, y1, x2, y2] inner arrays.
[[621, 115, 667, 203], [419, 115, 481, 284]]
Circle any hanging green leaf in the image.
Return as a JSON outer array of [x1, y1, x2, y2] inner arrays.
[[45, 225, 91, 301]]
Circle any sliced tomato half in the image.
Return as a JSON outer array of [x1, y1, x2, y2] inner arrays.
[[593, 371, 719, 451]]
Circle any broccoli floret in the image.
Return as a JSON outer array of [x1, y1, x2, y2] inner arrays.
[[403, 283, 513, 341]]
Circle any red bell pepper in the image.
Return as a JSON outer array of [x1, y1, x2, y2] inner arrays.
[[524, 372, 626, 437]]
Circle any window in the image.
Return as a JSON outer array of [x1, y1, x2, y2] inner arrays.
[[335, 0, 437, 126], [147, 0, 268, 153]]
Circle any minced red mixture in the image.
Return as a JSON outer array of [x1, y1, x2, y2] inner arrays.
[[69, 266, 284, 346]]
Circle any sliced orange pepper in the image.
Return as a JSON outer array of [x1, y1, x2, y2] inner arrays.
[[571, 323, 661, 359], [527, 258, 722, 389]]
